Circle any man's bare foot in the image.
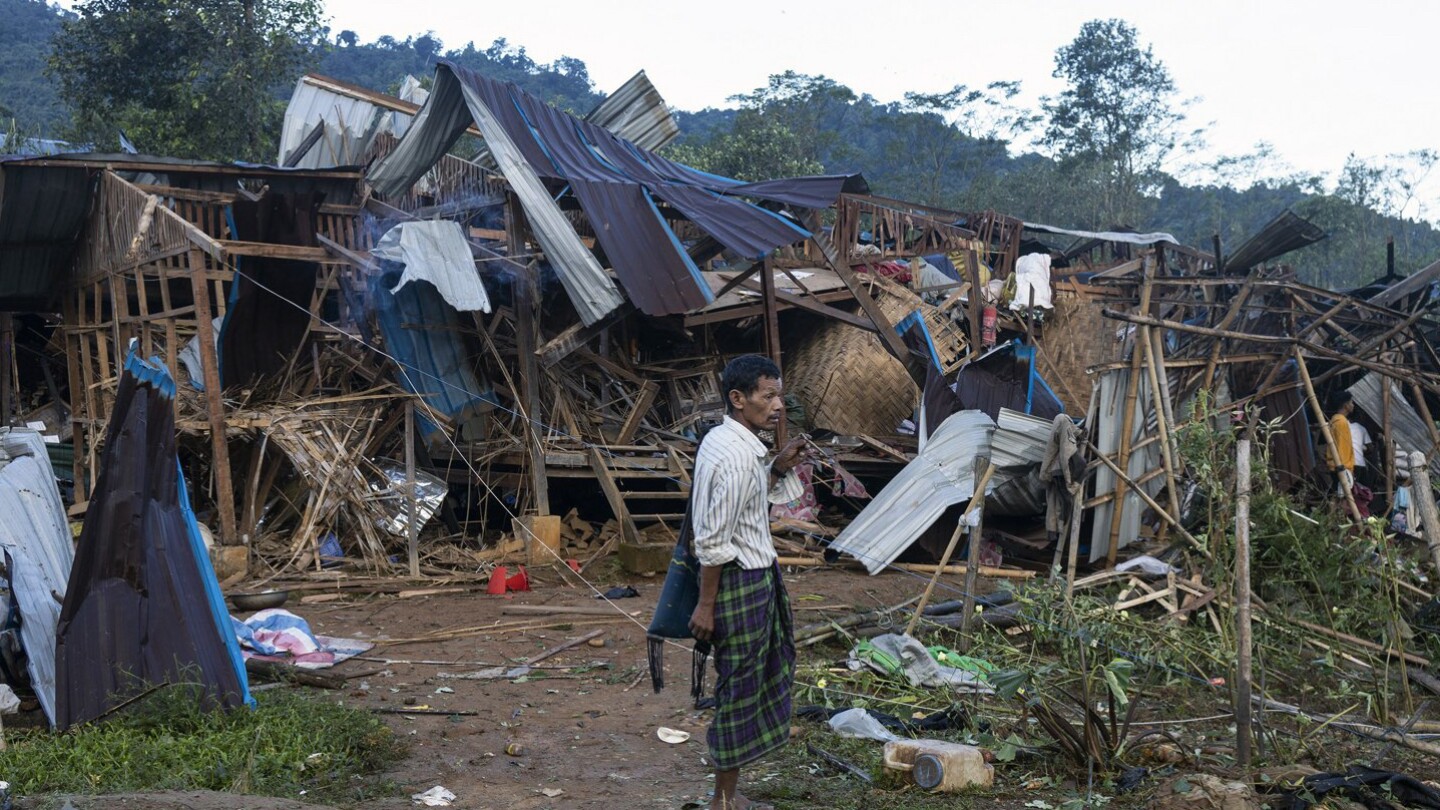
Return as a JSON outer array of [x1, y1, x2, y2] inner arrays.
[[710, 792, 773, 810]]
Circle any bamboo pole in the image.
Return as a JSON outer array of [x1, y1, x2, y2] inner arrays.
[[903, 461, 996, 637], [1087, 441, 1208, 555], [405, 401, 420, 579], [1234, 427, 1254, 769], [1293, 348, 1362, 521], [960, 457, 991, 651], [1141, 324, 1183, 525], [761, 256, 786, 447]]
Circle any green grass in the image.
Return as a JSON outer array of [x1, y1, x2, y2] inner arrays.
[[0, 686, 406, 804]]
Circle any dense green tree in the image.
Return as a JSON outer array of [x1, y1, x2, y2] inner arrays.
[[664, 113, 822, 181], [48, 0, 325, 161], [1042, 19, 1190, 226]]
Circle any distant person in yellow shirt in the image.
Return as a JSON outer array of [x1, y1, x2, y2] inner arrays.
[[1328, 392, 1355, 495]]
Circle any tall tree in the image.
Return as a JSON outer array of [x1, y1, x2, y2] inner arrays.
[[1043, 19, 1188, 227], [48, 0, 324, 161]]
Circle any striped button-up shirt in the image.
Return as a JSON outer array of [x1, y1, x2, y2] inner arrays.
[[691, 416, 804, 569]]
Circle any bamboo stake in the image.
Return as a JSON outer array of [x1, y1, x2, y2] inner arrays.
[[1141, 324, 1182, 525], [960, 457, 991, 651], [405, 401, 420, 579], [903, 461, 996, 637], [1234, 426, 1255, 769], [1293, 347, 1362, 521]]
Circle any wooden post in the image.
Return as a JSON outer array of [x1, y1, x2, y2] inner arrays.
[[1293, 347, 1362, 522], [187, 247, 238, 547], [903, 461, 995, 638], [1064, 483, 1084, 601], [405, 401, 420, 578], [960, 457, 992, 653], [1106, 253, 1155, 567], [507, 198, 549, 516], [1234, 427, 1255, 769], [761, 256, 787, 447], [1410, 452, 1440, 590]]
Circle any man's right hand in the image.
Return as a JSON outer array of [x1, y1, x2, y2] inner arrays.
[[689, 602, 716, 642]]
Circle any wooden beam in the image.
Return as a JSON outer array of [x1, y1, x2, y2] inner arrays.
[[808, 234, 913, 367], [616, 381, 660, 445], [536, 303, 635, 368], [1293, 347, 1363, 521], [219, 240, 332, 262], [187, 248, 239, 547], [587, 447, 641, 547]]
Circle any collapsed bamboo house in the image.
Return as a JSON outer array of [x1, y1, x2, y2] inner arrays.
[[2, 63, 1438, 586]]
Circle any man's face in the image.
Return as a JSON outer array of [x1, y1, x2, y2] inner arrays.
[[728, 376, 785, 434]]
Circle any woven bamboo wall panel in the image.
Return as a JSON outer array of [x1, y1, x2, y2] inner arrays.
[[1039, 291, 1116, 414], [785, 276, 959, 437]]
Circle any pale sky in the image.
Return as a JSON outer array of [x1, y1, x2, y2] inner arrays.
[[319, 0, 1440, 219]]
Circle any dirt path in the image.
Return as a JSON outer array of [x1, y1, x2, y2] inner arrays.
[[291, 565, 903, 809]]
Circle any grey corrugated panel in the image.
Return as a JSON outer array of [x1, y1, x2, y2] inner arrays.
[[1088, 369, 1162, 562], [1224, 210, 1326, 273], [993, 408, 1051, 468], [0, 163, 93, 310], [0, 428, 74, 727], [1024, 222, 1178, 246], [585, 70, 680, 152], [1349, 372, 1440, 477], [829, 411, 996, 574], [277, 76, 386, 168]]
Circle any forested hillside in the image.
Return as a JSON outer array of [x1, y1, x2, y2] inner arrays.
[[6, 1, 1438, 289], [0, 0, 68, 135]]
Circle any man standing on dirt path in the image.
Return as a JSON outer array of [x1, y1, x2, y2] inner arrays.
[[689, 354, 811, 810]]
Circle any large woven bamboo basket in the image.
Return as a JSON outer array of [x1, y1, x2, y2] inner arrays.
[[784, 275, 966, 436]]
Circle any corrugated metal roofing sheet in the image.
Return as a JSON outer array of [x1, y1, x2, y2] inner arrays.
[[1349, 372, 1440, 477], [0, 163, 93, 310], [585, 70, 680, 152], [1088, 369, 1162, 562], [0, 428, 73, 727], [370, 61, 863, 318], [277, 75, 387, 168], [829, 411, 996, 574]]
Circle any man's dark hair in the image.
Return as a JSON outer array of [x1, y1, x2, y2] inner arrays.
[[1330, 391, 1354, 413], [721, 354, 781, 409]]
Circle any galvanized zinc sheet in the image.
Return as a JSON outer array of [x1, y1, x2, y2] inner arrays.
[[1088, 369, 1162, 562], [585, 70, 680, 152], [1349, 372, 1440, 477], [829, 411, 996, 574], [0, 428, 74, 727]]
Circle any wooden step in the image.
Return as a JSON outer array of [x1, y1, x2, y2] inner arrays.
[[628, 513, 686, 523], [619, 491, 690, 500]]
